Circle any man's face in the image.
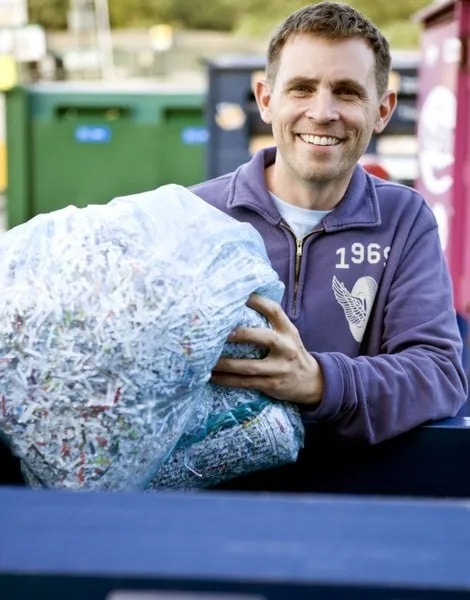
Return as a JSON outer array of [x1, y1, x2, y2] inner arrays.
[[256, 34, 396, 188]]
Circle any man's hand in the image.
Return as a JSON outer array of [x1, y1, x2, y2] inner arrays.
[[211, 294, 323, 405]]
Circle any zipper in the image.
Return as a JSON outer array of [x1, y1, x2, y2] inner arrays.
[[294, 237, 303, 293], [293, 235, 307, 313], [280, 222, 324, 318]]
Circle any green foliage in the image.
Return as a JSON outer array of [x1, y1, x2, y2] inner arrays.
[[28, 0, 67, 30], [109, 0, 172, 28], [224, 0, 430, 46], [350, 0, 431, 26], [25, 0, 432, 42], [382, 20, 423, 49], [167, 0, 242, 31]]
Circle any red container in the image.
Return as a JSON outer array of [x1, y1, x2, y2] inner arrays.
[[415, 0, 470, 316]]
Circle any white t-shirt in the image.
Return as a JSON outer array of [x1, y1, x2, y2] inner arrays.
[[270, 193, 332, 239]]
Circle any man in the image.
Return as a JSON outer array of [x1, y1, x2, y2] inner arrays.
[[191, 2, 467, 444]]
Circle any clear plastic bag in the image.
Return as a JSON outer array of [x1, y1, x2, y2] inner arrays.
[[148, 299, 304, 490], [0, 184, 304, 490]]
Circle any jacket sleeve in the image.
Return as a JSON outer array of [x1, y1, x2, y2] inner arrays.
[[303, 208, 468, 444]]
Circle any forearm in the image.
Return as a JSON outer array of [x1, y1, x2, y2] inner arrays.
[[302, 347, 468, 444]]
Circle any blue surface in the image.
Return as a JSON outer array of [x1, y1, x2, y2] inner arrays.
[[2, 417, 470, 497], [217, 417, 470, 497], [1, 486, 470, 598]]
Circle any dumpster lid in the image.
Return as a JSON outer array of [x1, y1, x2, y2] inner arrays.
[[204, 54, 266, 71], [21, 79, 206, 95]]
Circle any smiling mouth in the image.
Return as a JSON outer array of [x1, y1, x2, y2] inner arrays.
[[298, 134, 341, 146]]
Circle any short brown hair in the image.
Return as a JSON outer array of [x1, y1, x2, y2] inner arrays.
[[266, 2, 391, 97]]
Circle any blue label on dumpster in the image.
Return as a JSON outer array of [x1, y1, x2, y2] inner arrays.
[[181, 126, 209, 145], [75, 125, 112, 143]]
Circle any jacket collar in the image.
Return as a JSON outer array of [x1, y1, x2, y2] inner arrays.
[[227, 147, 382, 230]]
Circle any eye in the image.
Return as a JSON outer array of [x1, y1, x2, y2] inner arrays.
[[286, 77, 315, 96], [336, 86, 362, 98], [287, 81, 314, 95]]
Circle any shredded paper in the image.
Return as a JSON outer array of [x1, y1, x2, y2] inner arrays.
[[0, 184, 304, 490]]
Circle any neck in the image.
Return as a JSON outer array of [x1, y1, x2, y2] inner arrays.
[[265, 164, 350, 211]]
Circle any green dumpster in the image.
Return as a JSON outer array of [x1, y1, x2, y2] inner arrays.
[[5, 82, 207, 229]]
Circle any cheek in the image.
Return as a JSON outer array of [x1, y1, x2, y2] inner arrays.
[[352, 106, 379, 133], [272, 96, 307, 117], [278, 104, 309, 129]]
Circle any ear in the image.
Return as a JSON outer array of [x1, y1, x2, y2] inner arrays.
[[373, 89, 397, 134], [254, 79, 273, 125]]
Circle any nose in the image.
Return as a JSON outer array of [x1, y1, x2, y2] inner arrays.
[[305, 89, 339, 122]]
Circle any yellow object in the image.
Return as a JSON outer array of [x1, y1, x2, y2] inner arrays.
[[0, 55, 18, 91], [149, 24, 174, 52]]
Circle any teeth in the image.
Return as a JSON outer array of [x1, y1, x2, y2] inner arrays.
[[300, 134, 339, 146]]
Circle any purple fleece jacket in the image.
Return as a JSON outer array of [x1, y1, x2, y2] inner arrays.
[[190, 147, 468, 444]]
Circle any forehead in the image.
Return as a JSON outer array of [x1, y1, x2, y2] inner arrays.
[[275, 33, 377, 87]]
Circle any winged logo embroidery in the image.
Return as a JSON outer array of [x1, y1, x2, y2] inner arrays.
[[332, 275, 378, 342]]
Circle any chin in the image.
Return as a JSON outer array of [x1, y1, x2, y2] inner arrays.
[[303, 167, 341, 184]]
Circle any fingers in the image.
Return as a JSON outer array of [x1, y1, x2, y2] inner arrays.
[[246, 294, 291, 332], [210, 372, 263, 390], [214, 356, 270, 376], [212, 294, 322, 405], [227, 324, 276, 347], [225, 294, 297, 352]]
